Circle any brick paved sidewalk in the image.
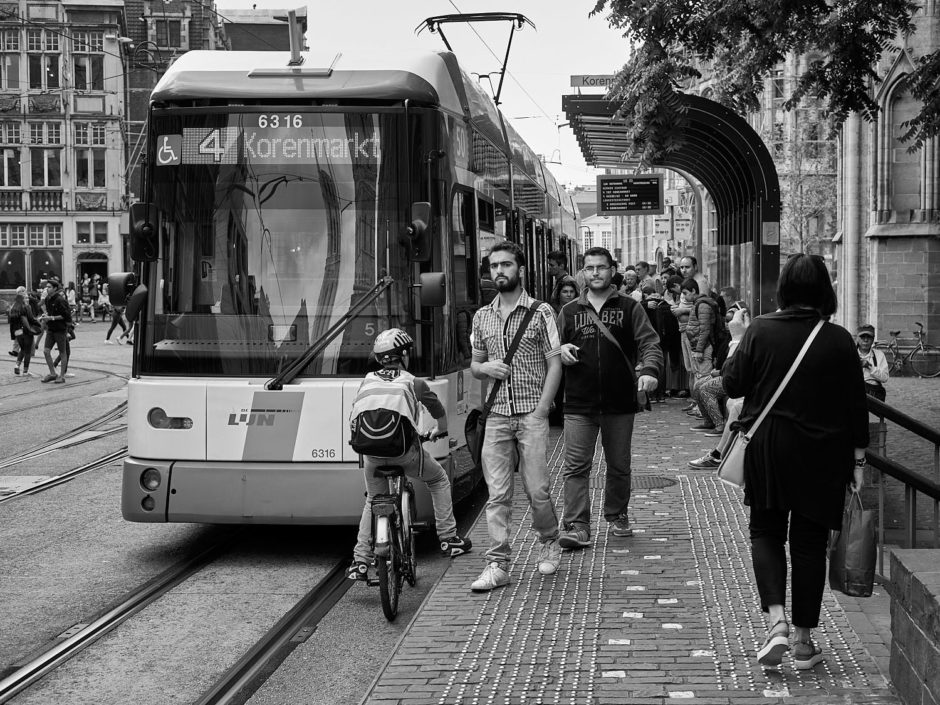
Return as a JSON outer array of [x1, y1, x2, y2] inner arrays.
[[363, 401, 901, 704]]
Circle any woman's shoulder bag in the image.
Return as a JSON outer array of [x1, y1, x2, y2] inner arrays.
[[717, 319, 825, 487]]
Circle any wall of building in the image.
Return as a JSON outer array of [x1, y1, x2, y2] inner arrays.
[[836, 3, 940, 342], [0, 0, 126, 295]]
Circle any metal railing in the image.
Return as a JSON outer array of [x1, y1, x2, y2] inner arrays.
[[865, 396, 940, 577]]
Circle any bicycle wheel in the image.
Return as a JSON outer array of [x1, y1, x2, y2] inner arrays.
[[401, 487, 417, 587], [910, 345, 940, 378], [377, 515, 401, 621]]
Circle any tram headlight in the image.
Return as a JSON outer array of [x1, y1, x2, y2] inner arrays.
[[148, 407, 170, 428], [140, 468, 161, 491], [141, 495, 156, 511], [147, 407, 193, 430]]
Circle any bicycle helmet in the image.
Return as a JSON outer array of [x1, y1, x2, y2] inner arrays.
[[372, 328, 414, 364]]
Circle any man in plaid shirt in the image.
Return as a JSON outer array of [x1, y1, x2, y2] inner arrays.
[[469, 241, 563, 592]]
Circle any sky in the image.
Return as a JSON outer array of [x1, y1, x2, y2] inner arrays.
[[214, 0, 632, 187]]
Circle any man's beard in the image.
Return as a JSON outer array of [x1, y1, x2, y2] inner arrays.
[[494, 273, 521, 292]]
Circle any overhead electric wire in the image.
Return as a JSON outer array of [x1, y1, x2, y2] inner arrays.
[[444, 0, 555, 123], [187, 0, 282, 52]]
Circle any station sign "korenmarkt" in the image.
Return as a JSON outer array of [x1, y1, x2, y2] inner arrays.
[[569, 75, 617, 89]]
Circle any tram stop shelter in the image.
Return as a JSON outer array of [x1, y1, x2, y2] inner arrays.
[[562, 92, 781, 313]]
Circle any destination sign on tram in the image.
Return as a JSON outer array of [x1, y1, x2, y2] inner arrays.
[[155, 114, 382, 166], [597, 174, 664, 216]]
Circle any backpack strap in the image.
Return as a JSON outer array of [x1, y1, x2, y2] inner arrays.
[[481, 301, 542, 418]]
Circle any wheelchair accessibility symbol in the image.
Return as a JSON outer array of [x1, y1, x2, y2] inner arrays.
[[156, 135, 181, 166]]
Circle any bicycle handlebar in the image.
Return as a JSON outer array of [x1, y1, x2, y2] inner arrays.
[[420, 431, 448, 443]]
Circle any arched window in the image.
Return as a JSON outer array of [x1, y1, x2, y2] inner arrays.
[[887, 84, 921, 219]]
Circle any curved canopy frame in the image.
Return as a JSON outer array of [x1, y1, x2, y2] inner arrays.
[[562, 92, 781, 312]]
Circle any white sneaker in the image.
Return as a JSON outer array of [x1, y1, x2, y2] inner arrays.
[[104, 339, 114, 345], [470, 562, 509, 592], [537, 539, 561, 575], [65, 372, 75, 378]]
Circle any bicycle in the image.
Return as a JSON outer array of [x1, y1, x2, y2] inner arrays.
[[883, 322, 940, 378], [367, 431, 444, 621]]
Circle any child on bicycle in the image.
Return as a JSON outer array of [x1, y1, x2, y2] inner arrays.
[[347, 328, 471, 580]]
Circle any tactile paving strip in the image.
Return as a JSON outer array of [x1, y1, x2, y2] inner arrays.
[[365, 430, 899, 704]]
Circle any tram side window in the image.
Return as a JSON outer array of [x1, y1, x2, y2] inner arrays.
[[477, 197, 494, 233], [452, 189, 477, 364]]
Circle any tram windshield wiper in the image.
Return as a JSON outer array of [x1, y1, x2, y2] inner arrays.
[[265, 276, 394, 390]]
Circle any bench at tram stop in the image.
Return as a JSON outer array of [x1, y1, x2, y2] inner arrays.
[[888, 549, 940, 705]]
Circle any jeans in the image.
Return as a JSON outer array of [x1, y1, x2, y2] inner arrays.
[[749, 506, 830, 628], [480, 412, 559, 566], [352, 443, 457, 563], [562, 413, 635, 532]]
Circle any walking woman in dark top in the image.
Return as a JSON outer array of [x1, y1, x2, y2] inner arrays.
[[8, 286, 39, 376], [723, 254, 869, 670]]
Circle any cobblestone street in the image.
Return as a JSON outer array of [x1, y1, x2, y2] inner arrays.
[[361, 388, 940, 704]]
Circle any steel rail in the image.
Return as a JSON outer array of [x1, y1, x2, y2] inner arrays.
[[0, 402, 127, 471], [0, 534, 239, 703], [193, 560, 351, 705], [0, 447, 128, 505]]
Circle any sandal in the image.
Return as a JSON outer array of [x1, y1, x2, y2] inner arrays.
[[793, 639, 823, 670], [757, 619, 790, 667]]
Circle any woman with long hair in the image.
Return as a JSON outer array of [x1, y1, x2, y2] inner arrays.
[[723, 254, 869, 670], [8, 286, 39, 376]]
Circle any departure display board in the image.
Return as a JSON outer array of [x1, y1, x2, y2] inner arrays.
[[597, 174, 664, 216]]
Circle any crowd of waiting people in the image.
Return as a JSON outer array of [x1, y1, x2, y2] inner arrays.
[[441, 244, 869, 673]]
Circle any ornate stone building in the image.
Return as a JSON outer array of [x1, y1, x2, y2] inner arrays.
[[0, 0, 127, 292], [834, 1, 939, 342]]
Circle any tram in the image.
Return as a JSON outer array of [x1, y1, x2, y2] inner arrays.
[[113, 46, 580, 524]]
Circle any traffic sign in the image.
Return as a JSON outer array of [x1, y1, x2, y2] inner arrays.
[[596, 174, 664, 215]]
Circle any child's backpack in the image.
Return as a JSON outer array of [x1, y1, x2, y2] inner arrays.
[[349, 409, 416, 458]]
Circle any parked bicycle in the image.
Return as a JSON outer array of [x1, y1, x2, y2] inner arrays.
[[367, 432, 443, 620], [880, 322, 940, 378]]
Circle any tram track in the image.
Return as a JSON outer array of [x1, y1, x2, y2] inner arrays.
[[193, 560, 351, 705], [0, 401, 128, 503], [0, 358, 130, 418], [0, 532, 243, 704], [0, 401, 127, 471], [0, 446, 128, 505]]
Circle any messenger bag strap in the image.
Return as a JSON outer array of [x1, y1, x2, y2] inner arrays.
[[583, 304, 650, 410], [481, 301, 542, 419], [583, 305, 632, 368], [744, 319, 825, 439]]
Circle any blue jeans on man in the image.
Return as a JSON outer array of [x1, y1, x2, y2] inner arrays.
[[480, 411, 559, 565], [561, 413, 636, 534]]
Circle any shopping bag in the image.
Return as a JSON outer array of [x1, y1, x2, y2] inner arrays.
[[716, 430, 748, 488], [828, 492, 876, 597], [465, 408, 485, 471]]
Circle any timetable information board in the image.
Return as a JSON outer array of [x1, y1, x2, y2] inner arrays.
[[597, 174, 664, 215]]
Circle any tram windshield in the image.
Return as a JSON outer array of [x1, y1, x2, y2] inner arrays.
[[142, 110, 412, 377]]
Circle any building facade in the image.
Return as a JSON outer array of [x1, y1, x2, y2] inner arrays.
[[0, 0, 126, 294], [123, 0, 226, 238], [835, 1, 939, 341]]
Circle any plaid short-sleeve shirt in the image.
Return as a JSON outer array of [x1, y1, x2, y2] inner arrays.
[[471, 290, 561, 416]]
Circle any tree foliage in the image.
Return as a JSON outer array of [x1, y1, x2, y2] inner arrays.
[[592, 0, 926, 163]]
